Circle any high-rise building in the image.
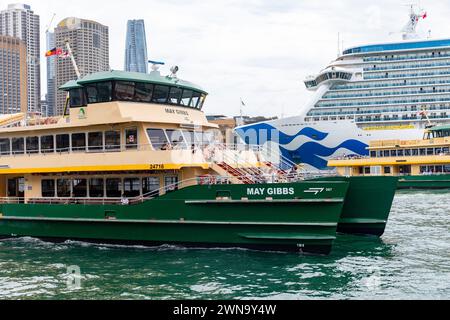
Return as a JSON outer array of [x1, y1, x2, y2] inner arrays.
[[0, 35, 28, 114], [55, 17, 109, 115], [124, 19, 148, 73], [46, 31, 56, 116], [0, 3, 40, 113]]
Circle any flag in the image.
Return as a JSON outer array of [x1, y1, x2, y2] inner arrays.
[[45, 47, 63, 57], [421, 12, 427, 19]]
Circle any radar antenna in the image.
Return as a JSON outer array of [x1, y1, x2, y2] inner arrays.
[[400, 4, 427, 40]]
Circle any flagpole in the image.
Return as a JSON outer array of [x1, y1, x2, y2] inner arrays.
[[65, 40, 81, 79]]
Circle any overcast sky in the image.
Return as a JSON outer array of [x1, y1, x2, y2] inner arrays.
[[15, 0, 450, 117]]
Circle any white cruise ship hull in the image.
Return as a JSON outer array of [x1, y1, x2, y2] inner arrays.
[[236, 117, 426, 170]]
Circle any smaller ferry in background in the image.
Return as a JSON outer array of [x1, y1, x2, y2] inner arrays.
[[329, 124, 450, 189]]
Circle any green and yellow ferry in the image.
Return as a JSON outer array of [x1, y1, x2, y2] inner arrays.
[[329, 125, 450, 189], [0, 69, 396, 254]]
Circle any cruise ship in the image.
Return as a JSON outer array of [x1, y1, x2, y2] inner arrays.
[[236, 8, 450, 170]]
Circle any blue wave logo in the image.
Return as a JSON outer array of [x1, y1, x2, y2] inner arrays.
[[235, 123, 329, 145], [280, 140, 369, 170]]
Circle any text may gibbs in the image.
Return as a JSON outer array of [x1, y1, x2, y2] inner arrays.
[[246, 187, 295, 196]]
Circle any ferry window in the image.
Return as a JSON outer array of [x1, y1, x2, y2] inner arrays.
[[419, 148, 426, 156], [404, 149, 411, 156], [383, 150, 390, 157], [443, 147, 449, 154], [190, 91, 201, 108], [56, 134, 70, 153], [164, 176, 179, 193], [125, 128, 138, 149], [57, 179, 71, 198], [198, 94, 207, 110], [397, 149, 404, 157], [0, 138, 10, 155], [72, 179, 87, 198], [427, 148, 434, 156], [7, 179, 17, 197], [182, 131, 196, 146], [106, 178, 122, 198], [180, 90, 193, 106], [105, 131, 121, 151], [40, 135, 54, 153], [41, 180, 55, 197], [123, 178, 140, 197], [390, 150, 397, 157], [412, 149, 419, 156], [445, 165, 450, 173], [71, 133, 86, 152], [147, 129, 169, 150], [26, 137, 39, 154], [135, 82, 153, 102], [364, 167, 371, 174], [152, 85, 169, 103], [358, 167, 363, 174], [142, 177, 160, 196], [436, 166, 443, 173], [86, 82, 112, 104], [166, 130, 186, 149], [384, 167, 391, 174], [115, 81, 135, 101], [70, 88, 85, 108], [168, 87, 182, 105], [420, 166, 427, 174], [370, 151, 376, 157], [89, 178, 104, 198], [88, 132, 103, 152], [12, 137, 24, 155], [377, 151, 383, 157], [435, 148, 442, 155]]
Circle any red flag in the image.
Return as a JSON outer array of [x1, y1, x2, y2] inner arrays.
[[422, 12, 427, 19]]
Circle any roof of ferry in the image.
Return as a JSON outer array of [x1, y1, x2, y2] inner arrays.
[[59, 70, 207, 94], [342, 38, 450, 55], [429, 124, 450, 131]]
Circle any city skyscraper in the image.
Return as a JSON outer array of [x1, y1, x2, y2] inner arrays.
[[0, 35, 28, 114], [124, 19, 148, 73], [46, 31, 56, 117], [55, 17, 109, 115], [0, 3, 40, 113]]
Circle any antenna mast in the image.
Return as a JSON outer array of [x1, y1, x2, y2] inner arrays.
[[401, 4, 427, 40]]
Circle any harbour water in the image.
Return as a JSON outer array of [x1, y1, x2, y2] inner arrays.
[[0, 191, 448, 300]]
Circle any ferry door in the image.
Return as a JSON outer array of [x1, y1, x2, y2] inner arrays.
[[7, 177, 25, 202]]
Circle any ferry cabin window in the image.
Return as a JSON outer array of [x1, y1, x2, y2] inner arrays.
[[147, 129, 169, 150], [72, 133, 86, 152], [165, 176, 179, 193], [123, 178, 140, 197], [397, 149, 404, 157], [190, 91, 201, 108], [412, 149, 419, 156], [0, 138, 10, 155], [420, 148, 426, 156], [384, 167, 391, 174], [166, 130, 186, 149], [12, 137, 24, 155], [89, 178, 104, 198], [106, 179, 122, 197], [427, 148, 434, 156], [41, 180, 56, 197], [26, 137, 39, 154], [182, 130, 196, 146], [152, 85, 169, 104], [69, 88, 86, 108], [88, 132, 104, 151], [134, 82, 153, 102], [115, 81, 135, 101], [198, 94, 207, 110], [125, 128, 138, 149], [105, 131, 121, 151], [57, 179, 71, 198], [40, 135, 54, 153], [142, 177, 160, 196], [180, 90, 193, 106], [168, 87, 182, 105], [73, 179, 87, 198], [56, 134, 70, 153], [370, 151, 376, 157], [85, 82, 113, 104]]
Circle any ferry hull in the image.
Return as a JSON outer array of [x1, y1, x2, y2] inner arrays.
[[398, 175, 450, 189], [308, 176, 398, 237], [0, 182, 348, 255]]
